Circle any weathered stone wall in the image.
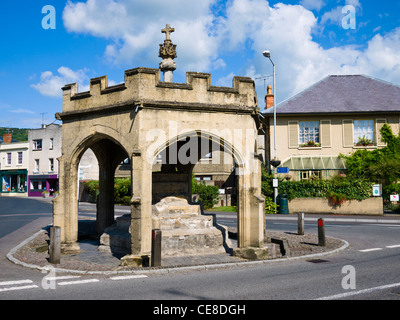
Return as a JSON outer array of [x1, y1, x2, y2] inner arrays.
[[288, 197, 383, 215]]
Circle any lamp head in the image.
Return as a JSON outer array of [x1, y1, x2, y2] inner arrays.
[[263, 50, 270, 58]]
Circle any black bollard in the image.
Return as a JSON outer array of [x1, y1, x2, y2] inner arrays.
[[151, 229, 162, 267]]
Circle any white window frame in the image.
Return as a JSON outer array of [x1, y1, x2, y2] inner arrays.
[[299, 121, 320, 145], [354, 120, 374, 145], [33, 139, 42, 151], [17, 152, 23, 165]]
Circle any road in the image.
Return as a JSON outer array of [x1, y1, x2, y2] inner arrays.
[[1, 197, 400, 305]]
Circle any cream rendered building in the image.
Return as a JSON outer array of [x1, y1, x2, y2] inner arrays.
[[263, 75, 400, 180]]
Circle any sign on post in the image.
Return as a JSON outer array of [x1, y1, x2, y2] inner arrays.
[[277, 167, 290, 174], [372, 184, 381, 197]]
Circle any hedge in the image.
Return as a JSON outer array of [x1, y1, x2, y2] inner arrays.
[[277, 178, 373, 203]]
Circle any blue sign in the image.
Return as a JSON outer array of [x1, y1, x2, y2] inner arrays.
[[277, 167, 290, 174]]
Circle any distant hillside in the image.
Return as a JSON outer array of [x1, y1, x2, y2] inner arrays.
[[0, 127, 30, 142]]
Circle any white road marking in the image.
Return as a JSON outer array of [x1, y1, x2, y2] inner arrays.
[[45, 276, 81, 281], [0, 285, 39, 292], [57, 279, 100, 286], [359, 248, 383, 252], [110, 275, 148, 281], [386, 244, 400, 249], [317, 282, 400, 300], [0, 279, 33, 286]]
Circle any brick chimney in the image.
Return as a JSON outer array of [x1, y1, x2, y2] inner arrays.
[[265, 85, 274, 109], [2, 133, 12, 144]]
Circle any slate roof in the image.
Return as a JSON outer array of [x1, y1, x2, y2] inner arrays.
[[263, 75, 400, 115]]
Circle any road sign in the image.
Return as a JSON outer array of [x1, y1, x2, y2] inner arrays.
[[277, 167, 290, 174]]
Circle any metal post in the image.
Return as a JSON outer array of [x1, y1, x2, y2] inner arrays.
[[151, 229, 162, 267], [297, 212, 304, 235], [49, 226, 61, 264], [318, 218, 326, 246], [272, 59, 277, 209]]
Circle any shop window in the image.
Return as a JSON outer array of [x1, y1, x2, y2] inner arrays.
[[2, 174, 26, 192], [30, 180, 46, 191]]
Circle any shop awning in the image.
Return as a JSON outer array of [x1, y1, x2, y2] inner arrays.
[[280, 156, 346, 171]]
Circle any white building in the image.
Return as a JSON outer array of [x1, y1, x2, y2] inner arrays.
[[0, 133, 29, 196], [28, 123, 62, 197]]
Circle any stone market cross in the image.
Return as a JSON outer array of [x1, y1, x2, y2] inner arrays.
[[53, 25, 266, 266]]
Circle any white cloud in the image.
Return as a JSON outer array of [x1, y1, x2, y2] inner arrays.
[[31, 66, 90, 97], [62, 0, 220, 72], [60, 0, 400, 106], [300, 0, 325, 11], [9, 108, 35, 114]]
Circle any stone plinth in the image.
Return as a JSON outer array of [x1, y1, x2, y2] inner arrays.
[[98, 196, 231, 260], [152, 197, 231, 257]]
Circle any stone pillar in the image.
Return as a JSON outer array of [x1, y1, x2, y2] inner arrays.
[[121, 149, 152, 267], [96, 157, 115, 236], [53, 155, 80, 254], [160, 59, 176, 82]]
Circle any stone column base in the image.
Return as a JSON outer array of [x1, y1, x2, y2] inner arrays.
[[60, 242, 81, 254], [120, 254, 150, 267], [232, 246, 269, 260]]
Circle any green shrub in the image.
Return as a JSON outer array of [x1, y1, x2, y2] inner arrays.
[[265, 196, 278, 214], [114, 178, 131, 204], [83, 178, 131, 205], [192, 181, 220, 210], [83, 180, 99, 203]]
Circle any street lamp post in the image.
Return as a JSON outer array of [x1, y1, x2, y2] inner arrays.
[[263, 50, 280, 212]]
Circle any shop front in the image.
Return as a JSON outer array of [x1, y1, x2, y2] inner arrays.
[[0, 170, 28, 195], [28, 174, 59, 197]]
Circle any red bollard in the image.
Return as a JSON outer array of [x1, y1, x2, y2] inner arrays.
[[318, 218, 326, 246]]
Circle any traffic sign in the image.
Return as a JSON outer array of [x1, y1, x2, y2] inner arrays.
[[277, 167, 290, 174]]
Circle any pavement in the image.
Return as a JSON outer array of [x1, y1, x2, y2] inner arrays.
[[6, 202, 400, 275]]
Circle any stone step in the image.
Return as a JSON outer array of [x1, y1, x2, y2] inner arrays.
[[153, 215, 213, 230]]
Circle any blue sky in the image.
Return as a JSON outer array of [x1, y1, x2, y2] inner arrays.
[[0, 0, 399, 128]]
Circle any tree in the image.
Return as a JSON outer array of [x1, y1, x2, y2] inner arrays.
[[192, 178, 220, 210], [341, 123, 400, 186]]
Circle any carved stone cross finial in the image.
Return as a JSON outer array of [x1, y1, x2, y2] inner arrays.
[[159, 24, 177, 82], [161, 24, 175, 42]]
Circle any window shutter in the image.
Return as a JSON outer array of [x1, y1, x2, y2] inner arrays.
[[376, 119, 386, 146], [288, 121, 298, 148], [342, 119, 353, 147], [320, 120, 331, 148]]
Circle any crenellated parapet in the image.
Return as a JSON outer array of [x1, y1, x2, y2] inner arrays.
[[57, 67, 258, 120]]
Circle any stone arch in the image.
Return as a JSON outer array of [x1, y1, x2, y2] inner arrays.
[[149, 130, 251, 248], [54, 128, 130, 252]]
